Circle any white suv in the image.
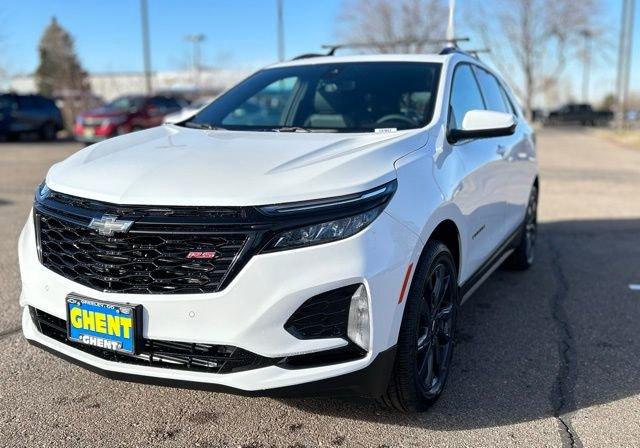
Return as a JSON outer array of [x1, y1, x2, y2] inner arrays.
[[19, 50, 537, 412]]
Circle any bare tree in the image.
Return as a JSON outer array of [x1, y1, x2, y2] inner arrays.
[[338, 0, 448, 53], [466, 0, 603, 119]]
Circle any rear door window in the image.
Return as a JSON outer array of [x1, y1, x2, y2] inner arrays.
[[473, 67, 510, 114]]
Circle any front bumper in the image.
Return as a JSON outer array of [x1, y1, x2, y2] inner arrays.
[[19, 209, 420, 394]]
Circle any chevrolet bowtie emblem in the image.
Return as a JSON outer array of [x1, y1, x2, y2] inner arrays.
[[88, 214, 134, 236]]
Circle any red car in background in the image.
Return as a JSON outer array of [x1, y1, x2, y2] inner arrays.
[[74, 95, 183, 142]]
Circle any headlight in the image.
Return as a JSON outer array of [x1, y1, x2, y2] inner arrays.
[[261, 180, 397, 251], [36, 181, 50, 201], [268, 208, 381, 250]]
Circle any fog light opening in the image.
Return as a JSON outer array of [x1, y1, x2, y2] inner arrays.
[[347, 285, 370, 351]]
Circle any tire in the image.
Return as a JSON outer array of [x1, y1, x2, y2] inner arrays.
[[504, 184, 538, 270], [40, 122, 57, 141], [378, 240, 459, 412]]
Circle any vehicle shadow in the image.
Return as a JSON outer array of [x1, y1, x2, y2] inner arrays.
[[279, 218, 640, 430]]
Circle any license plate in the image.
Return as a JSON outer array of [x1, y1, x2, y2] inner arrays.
[[83, 127, 95, 137], [66, 295, 139, 354]]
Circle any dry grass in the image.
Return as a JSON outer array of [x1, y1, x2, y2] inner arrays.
[[591, 128, 640, 150]]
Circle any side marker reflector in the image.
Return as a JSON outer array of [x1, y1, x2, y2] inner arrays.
[[398, 263, 414, 304]]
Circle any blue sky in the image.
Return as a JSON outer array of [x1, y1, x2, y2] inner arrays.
[[1, 0, 638, 102]]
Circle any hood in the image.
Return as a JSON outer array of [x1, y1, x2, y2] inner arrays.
[[46, 125, 428, 206]]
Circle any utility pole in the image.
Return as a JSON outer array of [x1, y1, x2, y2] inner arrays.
[[616, 0, 636, 129], [277, 0, 285, 61], [581, 29, 592, 104], [185, 34, 206, 88], [140, 0, 152, 94]]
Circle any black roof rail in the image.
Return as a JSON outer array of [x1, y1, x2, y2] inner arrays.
[[439, 47, 491, 60], [290, 53, 327, 60], [320, 37, 470, 56]]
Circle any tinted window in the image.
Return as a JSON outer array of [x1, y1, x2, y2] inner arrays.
[[0, 95, 15, 110], [498, 84, 516, 115], [188, 62, 442, 132], [18, 96, 38, 110], [161, 97, 182, 109], [448, 64, 485, 130], [109, 96, 145, 110], [474, 67, 509, 113]]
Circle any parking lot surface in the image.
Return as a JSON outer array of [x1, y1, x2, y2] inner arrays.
[[1, 128, 639, 447]]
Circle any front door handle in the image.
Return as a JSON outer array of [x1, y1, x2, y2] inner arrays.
[[496, 145, 507, 156]]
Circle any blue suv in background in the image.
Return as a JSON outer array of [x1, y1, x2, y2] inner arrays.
[[0, 93, 64, 141]]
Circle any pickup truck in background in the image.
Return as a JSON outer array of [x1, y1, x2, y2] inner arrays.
[[546, 103, 613, 126]]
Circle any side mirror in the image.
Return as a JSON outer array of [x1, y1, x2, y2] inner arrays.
[[448, 110, 516, 143]]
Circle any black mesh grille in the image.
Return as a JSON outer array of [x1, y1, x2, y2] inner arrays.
[[30, 307, 276, 374], [36, 203, 252, 294], [284, 285, 360, 339]]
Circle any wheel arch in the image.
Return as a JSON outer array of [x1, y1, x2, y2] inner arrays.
[[425, 219, 461, 276]]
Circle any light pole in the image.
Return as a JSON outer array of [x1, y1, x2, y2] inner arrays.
[[581, 29, 593, 104], [277, 0, 285, 61], [185, 34, 206, 89], [446, 0, 456, 45], [616, 0, 636, 129], [140, 0, 153, 94]]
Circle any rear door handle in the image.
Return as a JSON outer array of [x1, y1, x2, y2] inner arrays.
[[496, 145, 507, 156]]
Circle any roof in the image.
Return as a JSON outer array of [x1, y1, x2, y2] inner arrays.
[[267, 53, 452, 69]]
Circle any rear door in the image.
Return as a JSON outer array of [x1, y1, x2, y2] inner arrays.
[[446, 63, 506, 276], [473, 66, 534, 236]]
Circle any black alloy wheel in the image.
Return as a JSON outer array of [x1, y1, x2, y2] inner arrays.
[[416, 260, 456, 399], [505, 183, 538, 270], [379, 240, 459, 412]]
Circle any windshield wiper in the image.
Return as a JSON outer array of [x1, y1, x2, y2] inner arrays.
[[183, 122, 227, 130], [273, 126, 312, 133]]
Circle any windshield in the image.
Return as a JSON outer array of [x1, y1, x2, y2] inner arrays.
[[108, 96, 145, 111], [184, 62, 441, 132]]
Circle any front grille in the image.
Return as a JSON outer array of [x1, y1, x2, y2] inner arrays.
[[35, 192, 254, 294], [30, 307, 275, 374]]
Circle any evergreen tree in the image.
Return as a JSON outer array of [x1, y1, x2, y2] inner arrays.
[[35, 17, 90, 97]]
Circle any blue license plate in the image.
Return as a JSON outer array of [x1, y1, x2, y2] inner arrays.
[[66, 295, 139, 354]]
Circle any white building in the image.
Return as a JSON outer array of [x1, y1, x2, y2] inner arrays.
[[8, 68, 252, 101]]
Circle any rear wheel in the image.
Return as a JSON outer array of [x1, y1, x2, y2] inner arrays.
[[378, 241, 458, 412], [505, 184, 538, 270]]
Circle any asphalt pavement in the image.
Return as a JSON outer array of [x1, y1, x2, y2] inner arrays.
[[0, 128, 639, 447]]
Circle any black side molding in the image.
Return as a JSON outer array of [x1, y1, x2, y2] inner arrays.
[[459, 223, 523, 301]]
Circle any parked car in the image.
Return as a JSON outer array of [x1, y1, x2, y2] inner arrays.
[[546, 103, 613, 126], [163, 96, 217, 124], [74, 95, 182, 142], [0, 93, 63, 141], [20, 50, 538, 412]]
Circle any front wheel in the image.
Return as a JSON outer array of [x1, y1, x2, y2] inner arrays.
[[378, 241, 459, 412]]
